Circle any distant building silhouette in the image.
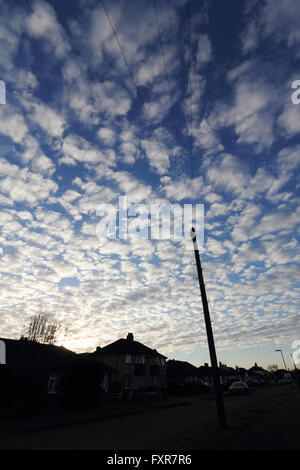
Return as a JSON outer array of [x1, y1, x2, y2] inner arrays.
[[167, 359, 212, 395]]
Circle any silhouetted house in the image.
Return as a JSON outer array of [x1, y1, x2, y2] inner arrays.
[[90, 333, 167, 400], [235, 366, 248, 379], [198, 362, 240, 389], [218, 362, 239, 386], [62, 355, 115, 411], [272, 368, 292, 382], [0, 338, 112, 417], [248, 362, 267, 373], [167, 359, 211, 395], [198, 363, 214, 385], [248, 363, 270, 381], [167, 360, 200, 385]]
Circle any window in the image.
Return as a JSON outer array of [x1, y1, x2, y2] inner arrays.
[[150, 357, 160, 365], [125, 354, 132, 364], [160, 358, 166, 366], [135, 355, 145, 364], [123, 375, 131, 390], [101, 374, 109, 392], [47, 373, 62, 394]]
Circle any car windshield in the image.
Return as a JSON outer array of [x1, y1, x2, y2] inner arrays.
[[232, 382, 245, 386]]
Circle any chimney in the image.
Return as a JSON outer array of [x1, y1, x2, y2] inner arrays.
[[127, 333, 134, 342]]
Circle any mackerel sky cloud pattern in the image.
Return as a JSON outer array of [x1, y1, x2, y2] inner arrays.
[[0, 0, 299, 368]]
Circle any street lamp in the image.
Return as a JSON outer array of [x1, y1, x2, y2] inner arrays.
[[275, 349, 288, 370]]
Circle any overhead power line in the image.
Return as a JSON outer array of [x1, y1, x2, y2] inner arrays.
[[187, 0, 194, 203], [152, 0, 181, 148], [152, 0, 194, 197], [101, 0, 169, 167]]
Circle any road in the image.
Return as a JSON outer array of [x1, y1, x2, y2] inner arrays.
[[0, 385, 295, 450]]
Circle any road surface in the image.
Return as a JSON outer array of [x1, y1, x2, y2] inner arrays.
[[0, 385, 295, 449]]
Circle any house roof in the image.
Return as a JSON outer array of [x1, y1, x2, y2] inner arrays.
[[0, 338, 114, 376], [76, 354, 116, 372], [198, 364, 238, 377], [198, 364, 214, 377], [219, 365, 237, 375], [167, 360, 200, 376], [96, 335, 167, 358], [0, 337, 76, 374], [248, 364, 268, 373]]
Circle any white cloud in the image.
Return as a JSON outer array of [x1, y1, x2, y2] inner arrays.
[[241, 0, 300, 59], [27, 101, 66, 138], [141, 139, 169, 175], [231, 204, 261, 242], [162, 176, 203, 202], [26, 0, 70, 58], [87, 6, 118, 63], [253, 207, 300, 239], [0, 159, 58, 205], [97, 127, 116, 146], [30, 153, 54, 175], [206, 153, 249, 195], [227, 60, 254, 82], [136, 54, 165, 87], [62, 134, 116, 166], [120, 142, 137, 165], [195, 34, 212, 68], [277, 104, 300, 137], [205, 237, 227, 257], [277, 145, 300, 173], [209, 79, 276, 151], [0, 107, 28, 143], [192, 119, 223, 154], [91, 82, 131, 117], [111, 170, 152, 205]]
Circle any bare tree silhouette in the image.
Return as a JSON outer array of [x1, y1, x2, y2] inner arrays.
[[21, 312, 68, 345]]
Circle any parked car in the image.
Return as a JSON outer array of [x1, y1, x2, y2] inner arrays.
[[229, 381, 250, 395], [278, 376, 293, 384]]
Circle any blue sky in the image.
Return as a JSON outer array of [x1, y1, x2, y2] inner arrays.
[[0, 0, 300, 370]]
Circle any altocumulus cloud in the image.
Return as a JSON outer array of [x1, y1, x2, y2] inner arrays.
[[0, 0, 299, 363]]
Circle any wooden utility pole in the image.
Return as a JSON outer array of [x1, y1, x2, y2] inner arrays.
[[291, 353, 297, 371], [191, 227, 227, 427]]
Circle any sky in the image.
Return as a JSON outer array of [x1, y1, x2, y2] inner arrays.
[[0, 0, 299, 370]]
